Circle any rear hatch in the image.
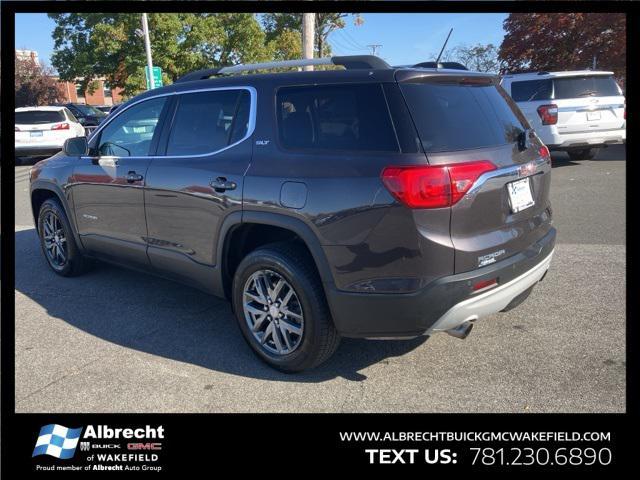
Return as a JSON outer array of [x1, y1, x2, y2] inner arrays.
[[551, 74, 625, 134], [15, 110, 69, 144], [395, 70, 553, 273]]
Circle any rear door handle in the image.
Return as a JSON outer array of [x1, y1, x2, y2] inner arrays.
[[210, 177, 237, 192], [126, 171, 144, 183]]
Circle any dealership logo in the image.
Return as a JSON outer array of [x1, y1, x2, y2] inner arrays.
[[33, 424, 83, 459]]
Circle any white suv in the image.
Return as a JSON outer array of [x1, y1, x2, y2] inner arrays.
[[501, 71, 625, 160], [15, 106, 85, 161]]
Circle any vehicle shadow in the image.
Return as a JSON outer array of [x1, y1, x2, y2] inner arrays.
[[550, 144, 625, 168], [15, 228, 428, 383]]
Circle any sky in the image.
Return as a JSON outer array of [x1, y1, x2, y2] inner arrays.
[[15, 13, 508, 70]]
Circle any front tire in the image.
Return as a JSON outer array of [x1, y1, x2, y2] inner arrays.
[[37, 198, 89, 276], [232, 242, 340, 372], [568, 148, 598, 160]]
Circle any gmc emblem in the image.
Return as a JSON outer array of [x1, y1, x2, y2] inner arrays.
[[127, 443, 162, 450]]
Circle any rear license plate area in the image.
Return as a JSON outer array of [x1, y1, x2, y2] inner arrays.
[[587, 111, 601, 121], [507, 177, 535, 213]]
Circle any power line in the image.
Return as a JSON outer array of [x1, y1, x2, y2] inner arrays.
[[339, 29, 368, 50]]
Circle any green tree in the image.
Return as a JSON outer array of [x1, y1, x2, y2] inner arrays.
[[49, 13, 275, 97], [261, 13, 363, 58]]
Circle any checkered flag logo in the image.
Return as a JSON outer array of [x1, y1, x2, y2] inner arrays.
[[32, 424, 83, 459]]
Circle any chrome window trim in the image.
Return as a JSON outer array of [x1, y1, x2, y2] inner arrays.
[[83, 85, 257, 160]]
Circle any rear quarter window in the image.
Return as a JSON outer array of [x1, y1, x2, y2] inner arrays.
[[400, 82, 527, 153], [509, 79, 553, 102], [276, 83, 399, 153]]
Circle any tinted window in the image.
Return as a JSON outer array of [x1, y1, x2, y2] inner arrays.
[[74, 104, 106, 117], [553, 75, 621, 99], [98, 96, 166, 157], [64, 108, 79, 123], [15, 110, 65, 124], [509, 79, 552, 102], [166, 89, 249, 156], [277, 84, 399, 152], [400, 82, 527, 153]]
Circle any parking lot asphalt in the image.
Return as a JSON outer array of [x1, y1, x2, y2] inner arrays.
[[13, 146, 626, 413]]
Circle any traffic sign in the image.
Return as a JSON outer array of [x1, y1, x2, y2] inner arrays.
[[145, 66, 163, 89]]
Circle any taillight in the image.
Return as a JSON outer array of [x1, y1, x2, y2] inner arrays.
[[381, 161, 496, 209], [539, 144, 551, 165], [52, 123, 70, 130], [537, 104, 558, 125]]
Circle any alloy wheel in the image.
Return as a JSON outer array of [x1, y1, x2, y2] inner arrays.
[[42, 212, 67, 268], [242, 269, 304, 355]]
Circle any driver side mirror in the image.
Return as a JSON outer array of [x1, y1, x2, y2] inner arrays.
[[63, 136, 89, 156]]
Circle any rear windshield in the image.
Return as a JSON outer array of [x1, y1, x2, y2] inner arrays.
[[15, 110, 65, 125], [276, 83, 399, 152], [400, 82, 527, 153], [510, 79, 553, 102], [509, 76, 621, 102], [74, 104, 106, 116], [553, 75, 621, 99]]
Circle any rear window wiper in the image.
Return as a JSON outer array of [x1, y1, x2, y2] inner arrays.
[[577, 90, 598, 97]]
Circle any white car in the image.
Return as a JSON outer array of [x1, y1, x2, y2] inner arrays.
[[15, 106, 85, 159], [501, 71, 625, 160]]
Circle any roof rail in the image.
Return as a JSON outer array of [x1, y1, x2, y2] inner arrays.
[[175, 55, 391, 83]]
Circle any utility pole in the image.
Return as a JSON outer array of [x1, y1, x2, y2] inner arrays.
[[592, 54, 597, 70], [141, 13, 154, 90], [367, 44, 382, 56], [302, 13, 315, 71]]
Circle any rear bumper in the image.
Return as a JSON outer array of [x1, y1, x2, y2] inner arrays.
[[542, 127, 626, 150], [326, 227, 556, 338]]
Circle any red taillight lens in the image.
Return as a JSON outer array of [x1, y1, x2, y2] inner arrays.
[[537, 104, 558, 125], [52, 123, 70, 130], [381, 161, 496, 209], [538, 144, 551, 165]]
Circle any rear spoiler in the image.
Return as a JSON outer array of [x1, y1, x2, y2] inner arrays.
[[395, 69, 499, 85]]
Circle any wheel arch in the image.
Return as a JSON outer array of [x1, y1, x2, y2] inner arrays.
[[30, 182, 83, 249], [215, 211, 335, 300]]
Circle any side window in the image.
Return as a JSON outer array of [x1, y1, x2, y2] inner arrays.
[[166, 89, 250, 156], [64, 108, 79, 123], [97, 97, 166, 157], [276, 83, 399, 152], [509, 80, 552, 102]]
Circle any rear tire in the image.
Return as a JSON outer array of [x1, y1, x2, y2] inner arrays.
[[37, 198, 89, 276], [232, 242, 340, 372], [568, 148, 598, 160]]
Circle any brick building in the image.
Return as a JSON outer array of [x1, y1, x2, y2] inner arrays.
[[16, 49, 125, 106], [56, 78, 125, 106]]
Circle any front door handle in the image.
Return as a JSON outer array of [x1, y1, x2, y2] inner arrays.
[[210, 177, 237, 192], [126, 171, 144, 183]]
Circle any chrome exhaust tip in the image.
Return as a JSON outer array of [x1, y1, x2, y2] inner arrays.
[[446, 322, 474, 339]]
